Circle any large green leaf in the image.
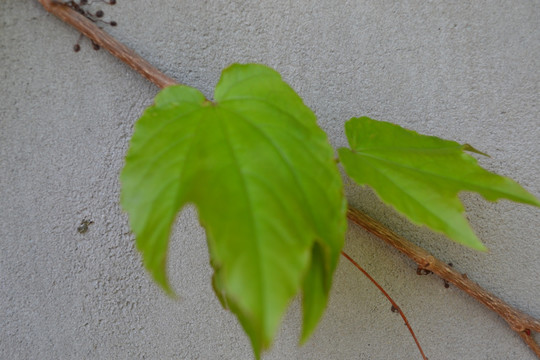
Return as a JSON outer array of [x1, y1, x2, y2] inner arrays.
[[338, 117, 540, 250], [120, 64, 347, 358]]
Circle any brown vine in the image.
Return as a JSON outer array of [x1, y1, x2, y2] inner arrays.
[[341, 251, 428, 360], [41, 0, 177, 88], [346, 207, 540, 358], [37, 0, 540, 357]]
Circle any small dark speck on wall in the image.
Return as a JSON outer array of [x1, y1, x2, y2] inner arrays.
[[77, 219, 94, 234]]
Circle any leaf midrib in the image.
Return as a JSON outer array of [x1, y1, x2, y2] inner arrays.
[[218, 106, 324, 238], [352, 145, 461, 153], [352, 150, 501, 196], [351, 152, 465, 231], [216, 109, 266, 327]]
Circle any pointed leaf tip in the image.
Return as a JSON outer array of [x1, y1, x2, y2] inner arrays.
[[463, 143, 490, 157]]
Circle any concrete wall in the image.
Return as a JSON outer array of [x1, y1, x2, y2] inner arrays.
[[1, 1, 539, 359]]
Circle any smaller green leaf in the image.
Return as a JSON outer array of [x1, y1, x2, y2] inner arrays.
[[338, 117, 540, 250]]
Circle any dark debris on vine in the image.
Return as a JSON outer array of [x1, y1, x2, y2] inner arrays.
[[54, 0, 118, 52]]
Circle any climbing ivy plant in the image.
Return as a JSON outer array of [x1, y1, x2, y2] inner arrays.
[[120, 63, 539, 359]]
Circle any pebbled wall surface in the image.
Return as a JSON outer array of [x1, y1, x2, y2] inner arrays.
[[1, 1, 539, 359]]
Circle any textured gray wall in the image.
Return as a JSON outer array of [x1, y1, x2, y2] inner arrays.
[[1, 1, 539, 359]]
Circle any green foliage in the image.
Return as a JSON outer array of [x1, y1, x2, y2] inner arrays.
[[121, 63, 539, 358], [120, 64, 347, 358], [338, 117, 540, 250]]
